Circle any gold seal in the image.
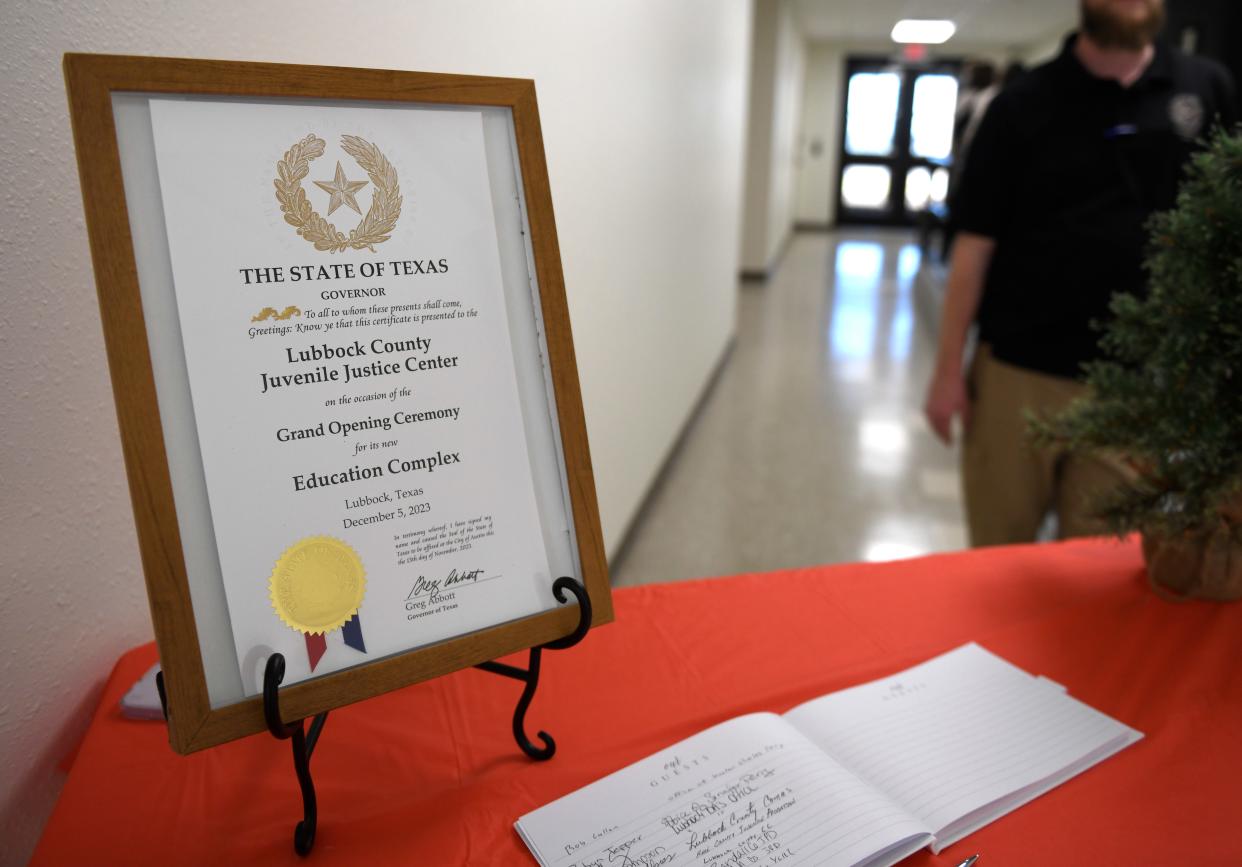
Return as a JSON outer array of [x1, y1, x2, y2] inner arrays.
[[269, 536, 366, 635]]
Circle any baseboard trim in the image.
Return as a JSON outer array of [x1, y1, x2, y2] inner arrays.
[[607, 336, 736, 575], [740, 223, 834, 282]]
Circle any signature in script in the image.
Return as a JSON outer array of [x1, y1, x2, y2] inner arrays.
[[405, 568, 485, 598]]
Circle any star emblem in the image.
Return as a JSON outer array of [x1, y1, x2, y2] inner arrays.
[[313, 161, 369, 216]]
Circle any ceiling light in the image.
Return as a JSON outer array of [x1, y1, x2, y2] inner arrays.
[[891, 19, 956, 44]]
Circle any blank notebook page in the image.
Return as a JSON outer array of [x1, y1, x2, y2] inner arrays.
[[783, 643, 1142, 849]]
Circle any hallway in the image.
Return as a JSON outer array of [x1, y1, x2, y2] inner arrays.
[[611, 229, 966, 587]]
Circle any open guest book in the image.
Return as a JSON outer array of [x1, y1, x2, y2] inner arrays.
[[517, 644, 1142, 867]]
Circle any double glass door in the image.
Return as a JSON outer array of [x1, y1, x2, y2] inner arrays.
[[836, 58, 958, 226]]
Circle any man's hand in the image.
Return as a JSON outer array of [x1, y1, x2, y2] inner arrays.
[[923, 231, 995, 446], [924, 366, 970, 445]]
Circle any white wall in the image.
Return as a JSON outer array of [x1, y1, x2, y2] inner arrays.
[[795, 43, 846, 226], [741, 0, 805, 275], [769, 5, 807, 264], [1023, 29, 1072, 66], [0, 1, 752, 861]]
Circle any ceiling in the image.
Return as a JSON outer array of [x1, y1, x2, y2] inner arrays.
[[790, 0, 1078, 48]]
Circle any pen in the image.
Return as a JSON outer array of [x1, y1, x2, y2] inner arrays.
[[954, 856, 978, 867]]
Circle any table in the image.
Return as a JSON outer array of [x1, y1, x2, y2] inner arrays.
[[32, 538, 1242, 865]]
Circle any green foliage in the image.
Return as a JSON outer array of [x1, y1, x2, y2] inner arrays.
[[1031, 128, 1242, 537]]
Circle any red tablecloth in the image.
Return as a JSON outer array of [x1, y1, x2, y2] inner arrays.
[[32, 538, 1242, 865]]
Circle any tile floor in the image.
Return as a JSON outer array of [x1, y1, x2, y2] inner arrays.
[[610, 229, 967, 588]]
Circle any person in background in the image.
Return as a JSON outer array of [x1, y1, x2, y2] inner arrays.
[[956, 61, 1027, 168], [942, 61, 1027, 259], [923, 0, 1237, 546], [953, 61, 999, 162]]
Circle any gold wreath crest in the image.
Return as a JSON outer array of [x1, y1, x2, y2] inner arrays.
[[273, 134, 402, 253]]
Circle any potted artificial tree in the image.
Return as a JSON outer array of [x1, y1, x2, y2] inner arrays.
[[1033, 129, 1242, 600]]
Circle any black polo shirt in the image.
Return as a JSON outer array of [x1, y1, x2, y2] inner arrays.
[[956, 35, 1237, 379]]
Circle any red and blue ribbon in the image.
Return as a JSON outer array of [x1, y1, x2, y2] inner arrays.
[[305, 614, 368, 672]]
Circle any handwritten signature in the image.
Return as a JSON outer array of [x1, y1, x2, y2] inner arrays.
[[406, 568, 484, 599]]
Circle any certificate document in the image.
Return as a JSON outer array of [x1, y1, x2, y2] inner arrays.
[[148, 97, 553, 693]]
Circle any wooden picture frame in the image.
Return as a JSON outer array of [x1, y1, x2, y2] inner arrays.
[[64, 53, 611, 754]]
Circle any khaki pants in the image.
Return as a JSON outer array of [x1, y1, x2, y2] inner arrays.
[[962, 345, 1127, 547]]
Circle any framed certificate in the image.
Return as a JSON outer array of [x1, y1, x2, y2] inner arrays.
[[64, 54, 611, 754]]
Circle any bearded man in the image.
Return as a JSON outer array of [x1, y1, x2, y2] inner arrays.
[[924, 0, 1236, 546]]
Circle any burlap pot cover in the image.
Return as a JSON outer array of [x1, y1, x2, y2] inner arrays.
[[1142, 520, 1242, 601]]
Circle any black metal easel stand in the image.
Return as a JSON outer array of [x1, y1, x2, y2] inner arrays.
[[473, 576, 593, 760], [158, 575, 592, 857], [262, 653, 328, 855]]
